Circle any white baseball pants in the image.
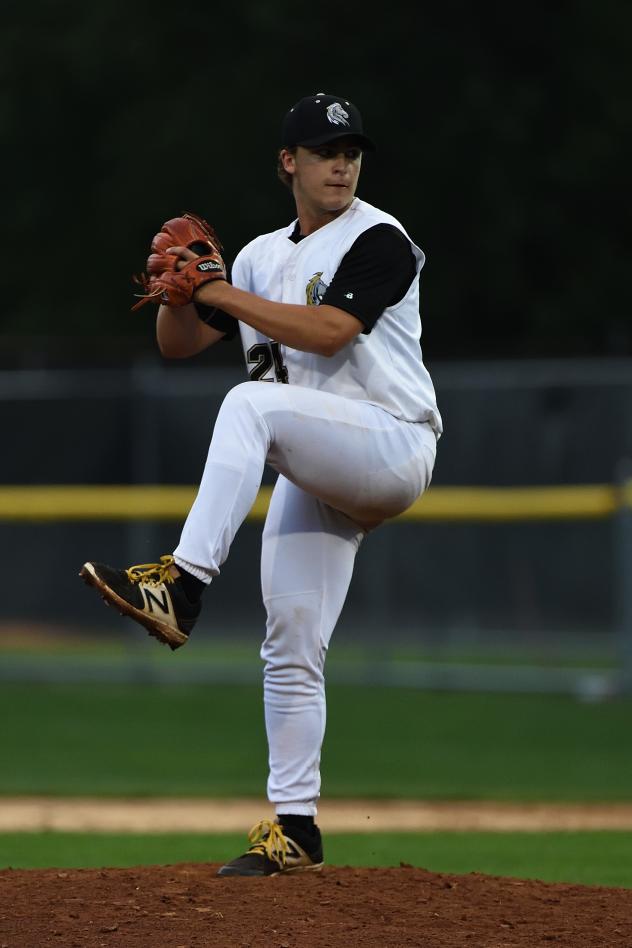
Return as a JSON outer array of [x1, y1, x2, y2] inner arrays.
[[173, 381, 436, 815]]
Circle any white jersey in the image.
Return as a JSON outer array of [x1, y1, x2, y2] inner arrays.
[[231, 197, 442, 433]]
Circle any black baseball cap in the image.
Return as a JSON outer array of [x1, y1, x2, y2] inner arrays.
[[281, 93, 376, 151]]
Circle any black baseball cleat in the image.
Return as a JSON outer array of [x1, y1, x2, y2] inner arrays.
[[79, 554, 200, 650], [217, 819, 324, 877]]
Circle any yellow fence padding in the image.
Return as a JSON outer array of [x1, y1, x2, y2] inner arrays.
[[0, 482, 628, 523]]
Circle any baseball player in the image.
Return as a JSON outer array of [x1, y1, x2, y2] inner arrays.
[[81, 93, 442, 877]]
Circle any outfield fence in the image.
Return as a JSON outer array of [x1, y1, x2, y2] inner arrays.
[[1, 477, 632, 697], [0, 481, 629, 522], [1, 359, 631, 695]]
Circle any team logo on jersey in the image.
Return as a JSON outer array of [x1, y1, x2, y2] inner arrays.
[[326, 102, 350, 127], [306, 271, 328, 305]]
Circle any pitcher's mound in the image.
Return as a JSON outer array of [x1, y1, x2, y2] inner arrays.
[[2, 862, 631, 947]]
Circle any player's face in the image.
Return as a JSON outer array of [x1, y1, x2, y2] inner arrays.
[[284, 139, 363, 217]]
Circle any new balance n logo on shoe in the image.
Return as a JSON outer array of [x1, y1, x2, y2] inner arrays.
[[142, 586, 172, 615]]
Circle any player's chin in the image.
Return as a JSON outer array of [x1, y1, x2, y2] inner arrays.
[[323, 187, 353, 210]]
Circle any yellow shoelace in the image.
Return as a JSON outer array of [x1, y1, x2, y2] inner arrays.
[[125, 554, 176, 586], [247, 820, 289, 869]]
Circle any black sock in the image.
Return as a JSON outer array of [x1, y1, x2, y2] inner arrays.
[[279, 814, 317, 835], [176, 567, 206, 603]]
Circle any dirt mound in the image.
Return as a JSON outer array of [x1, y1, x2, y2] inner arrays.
[[1, 862, 630, 947]]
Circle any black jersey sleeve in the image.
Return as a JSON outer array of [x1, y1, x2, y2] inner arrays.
[[194, 302, 239, 340], [192, 262, 239, 339], [320, 223, 418, 333]]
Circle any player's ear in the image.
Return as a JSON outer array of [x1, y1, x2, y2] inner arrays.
[[280, 148, 296, 175]]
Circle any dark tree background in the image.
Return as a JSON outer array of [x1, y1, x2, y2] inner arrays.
[[2, 0, 630, 366]]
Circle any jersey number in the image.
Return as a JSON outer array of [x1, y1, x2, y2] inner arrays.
[[247, 342, 289, 384]]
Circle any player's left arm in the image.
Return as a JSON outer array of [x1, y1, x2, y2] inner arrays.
[[171, 225, 416, 357], [193, 283, 361, 357]]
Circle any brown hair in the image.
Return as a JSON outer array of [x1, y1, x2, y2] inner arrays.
[[276, 148, 296, 190]]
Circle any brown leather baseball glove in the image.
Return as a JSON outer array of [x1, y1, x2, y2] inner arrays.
[[132, 211, 226, 310]]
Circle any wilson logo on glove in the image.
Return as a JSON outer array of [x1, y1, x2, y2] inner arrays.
[[197, 260, 223, 272]]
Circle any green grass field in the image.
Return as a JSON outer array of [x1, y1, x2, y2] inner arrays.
[[2, 683, 631, 885], [3, 831, 632, 888], [2, 683, 631, 799]]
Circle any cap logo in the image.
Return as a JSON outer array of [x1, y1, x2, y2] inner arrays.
[[326, 102, 350, 127]]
